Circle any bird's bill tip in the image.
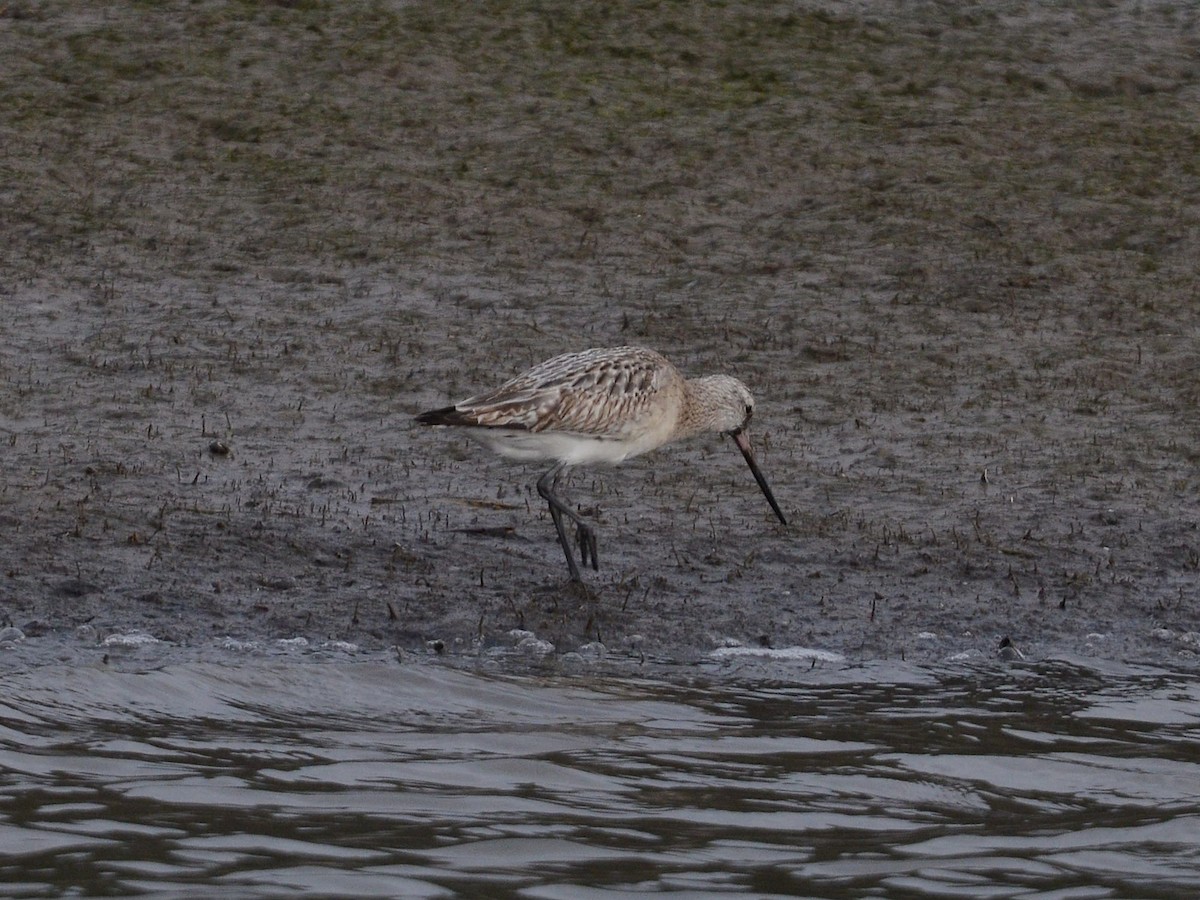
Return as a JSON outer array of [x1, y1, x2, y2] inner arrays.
[[730, 430, 788, 526]]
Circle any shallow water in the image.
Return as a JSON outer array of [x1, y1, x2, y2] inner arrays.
[[2, 654, 1199, 898]]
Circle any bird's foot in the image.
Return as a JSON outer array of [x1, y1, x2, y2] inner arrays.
[[576, 522, 599, 571]]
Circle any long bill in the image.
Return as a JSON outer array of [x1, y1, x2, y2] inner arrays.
[[730, 429, 788, 526]]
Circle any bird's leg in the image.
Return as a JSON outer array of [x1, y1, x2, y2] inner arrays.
[[536, 465, 599, 580], [553, 468, 599, 572], [545, 499, 581, 582], [558, 464, 598, 572]]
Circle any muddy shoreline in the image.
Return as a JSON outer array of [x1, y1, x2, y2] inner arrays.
[[2, 1, 1199, 674]]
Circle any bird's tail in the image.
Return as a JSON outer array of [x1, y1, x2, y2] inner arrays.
[[414, 406, 470, 427]]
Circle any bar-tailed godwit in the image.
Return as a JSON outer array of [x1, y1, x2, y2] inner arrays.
[[415, 346, 787, 581]]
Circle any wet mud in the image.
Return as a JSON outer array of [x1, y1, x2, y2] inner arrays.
[[2, 0, 1199, 672]]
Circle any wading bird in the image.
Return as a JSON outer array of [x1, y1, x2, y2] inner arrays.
[[415, 346, 787, 581]]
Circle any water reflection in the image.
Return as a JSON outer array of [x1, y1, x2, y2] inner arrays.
[[1, 657, 1198, 897]]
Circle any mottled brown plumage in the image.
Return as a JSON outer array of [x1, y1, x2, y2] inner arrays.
[[417, 347, 676, 451], [415, 346, 787, 580]]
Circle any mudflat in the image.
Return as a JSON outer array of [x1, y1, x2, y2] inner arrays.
[[2, 1, 1198, 671]]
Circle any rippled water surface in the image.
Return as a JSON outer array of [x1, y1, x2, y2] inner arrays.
[[2, 655, 1199, 898]]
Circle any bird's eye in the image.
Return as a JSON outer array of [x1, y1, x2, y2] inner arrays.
[[745, 405, 753, 418]]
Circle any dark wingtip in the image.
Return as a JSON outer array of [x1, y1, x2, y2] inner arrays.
[[414, 405, 465, 426]]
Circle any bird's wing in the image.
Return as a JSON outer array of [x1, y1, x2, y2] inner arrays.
[[453, 347, 675, 437]]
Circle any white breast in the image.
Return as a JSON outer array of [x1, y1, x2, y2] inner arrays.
[[461, 426, 669, 466]]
